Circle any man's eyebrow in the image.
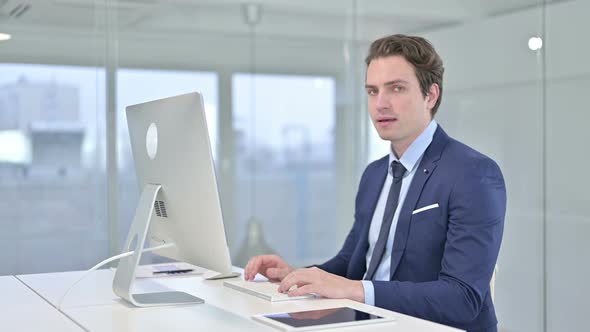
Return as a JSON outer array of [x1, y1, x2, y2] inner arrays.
[[365, 79, 409, 89], [384, 79, 409, 86]]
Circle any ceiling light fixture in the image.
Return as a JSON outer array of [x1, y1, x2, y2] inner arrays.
[[0, 33, 11, 41], [528, 36, 543, 51]]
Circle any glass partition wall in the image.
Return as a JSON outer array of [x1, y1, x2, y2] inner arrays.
[[1, 1, 588, 331], [0, 1, 108, 274]]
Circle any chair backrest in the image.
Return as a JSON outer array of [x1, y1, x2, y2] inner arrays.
[[490, 264, 498, 303]]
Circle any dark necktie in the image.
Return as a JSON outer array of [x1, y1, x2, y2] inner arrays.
[[364, 160, 406, 280]]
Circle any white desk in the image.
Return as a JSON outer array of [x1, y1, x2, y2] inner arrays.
[[17, 268, 462, 332], [0, 275, 83, 331]]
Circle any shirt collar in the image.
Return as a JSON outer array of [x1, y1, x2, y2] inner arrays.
[[388, 120, 438, 175]]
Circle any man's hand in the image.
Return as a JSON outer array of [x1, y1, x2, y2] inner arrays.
[[278, 267, 365, 303], [244, 255, 295, 281]]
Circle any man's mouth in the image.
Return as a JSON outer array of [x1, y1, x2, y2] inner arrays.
[[377, 118, 397, 124]]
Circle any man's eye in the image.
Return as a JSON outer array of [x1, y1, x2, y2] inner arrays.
[[367, 89, 377, 96], [392, 86, 404, 92]]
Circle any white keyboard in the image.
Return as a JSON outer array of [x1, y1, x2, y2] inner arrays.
[[224, 280, 316, 302]]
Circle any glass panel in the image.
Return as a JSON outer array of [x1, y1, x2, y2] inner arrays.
[[545, 1, 590, 331], [232, 73, 337, 266], [0, 63, 106, 274], [103, 0, 361, 271]]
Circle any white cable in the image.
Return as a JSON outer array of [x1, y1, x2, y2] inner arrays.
[[56, 243, 175, 311]]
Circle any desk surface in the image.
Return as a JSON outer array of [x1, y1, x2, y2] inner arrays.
[[17, 268, 462, 332], [0, 275, 83, 331]]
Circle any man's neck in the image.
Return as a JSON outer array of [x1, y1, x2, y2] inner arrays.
[[391, 143, 409, 159], [391, 121, 431, 159]]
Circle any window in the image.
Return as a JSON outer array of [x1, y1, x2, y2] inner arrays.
[[231, 73, 336, 266], [0, 63, 106, 274]]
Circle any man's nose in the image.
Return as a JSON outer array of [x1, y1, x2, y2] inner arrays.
[[375, 91, 390, 110]]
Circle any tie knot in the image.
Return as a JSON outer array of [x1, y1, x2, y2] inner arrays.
[[390, 161, 406, 181]]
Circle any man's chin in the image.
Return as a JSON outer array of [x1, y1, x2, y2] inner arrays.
[[377, 133, 399, 142]]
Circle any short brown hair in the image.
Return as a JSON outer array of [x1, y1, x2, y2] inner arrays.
[[365, 34, 444, 116]]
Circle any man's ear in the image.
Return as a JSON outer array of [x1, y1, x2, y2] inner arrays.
[[426, 83, 440, 110]]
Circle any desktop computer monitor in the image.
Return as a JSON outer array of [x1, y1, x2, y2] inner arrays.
[[113, 92, 237, 307]]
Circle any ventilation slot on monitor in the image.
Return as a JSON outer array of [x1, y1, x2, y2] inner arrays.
[[154, 200, 168, 218]]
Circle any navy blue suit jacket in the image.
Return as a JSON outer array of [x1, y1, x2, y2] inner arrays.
[[318, 126, 506, 332]]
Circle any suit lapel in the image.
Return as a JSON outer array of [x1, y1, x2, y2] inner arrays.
[[389, 126, 449, 279]]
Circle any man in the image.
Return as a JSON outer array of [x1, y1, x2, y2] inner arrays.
[[244, 34, 506, 332]]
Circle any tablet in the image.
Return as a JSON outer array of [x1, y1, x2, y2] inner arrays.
[[252, 306, 395, 331]]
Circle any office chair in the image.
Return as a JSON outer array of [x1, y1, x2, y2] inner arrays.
[[490, 264, 498, 303]]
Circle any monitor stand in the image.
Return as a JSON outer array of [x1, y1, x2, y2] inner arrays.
[[112, 184, 205, 307]]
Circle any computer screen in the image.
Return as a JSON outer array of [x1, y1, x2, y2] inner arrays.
[[113, 92, 236, 307]]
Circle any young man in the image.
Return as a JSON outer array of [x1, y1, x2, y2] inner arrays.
[[244, 34, 506, 332]]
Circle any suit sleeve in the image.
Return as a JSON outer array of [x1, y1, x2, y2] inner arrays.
[[316, 165, 371, 276], [372, 157, 506, 324]]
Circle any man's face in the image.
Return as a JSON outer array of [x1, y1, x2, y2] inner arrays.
[[365, 56, 437, 155]]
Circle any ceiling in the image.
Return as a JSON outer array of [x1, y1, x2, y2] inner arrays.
[[0, 0, 566, 42]]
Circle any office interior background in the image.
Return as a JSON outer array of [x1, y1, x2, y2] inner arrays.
[[0, 0, 587, 331]]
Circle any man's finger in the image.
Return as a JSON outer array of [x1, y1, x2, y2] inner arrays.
[[277, 271, 295, 292], [245, 256, 262, 280], [244, 258, 253, 280], [279, 269, 309, 292], [289, 284, 315, 297], [246, 255, 282, 280], [244, 257, 253, 280], [265, 267, 280, 280], [256, 256, 277, 279], [266, 267, 289, 281]]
